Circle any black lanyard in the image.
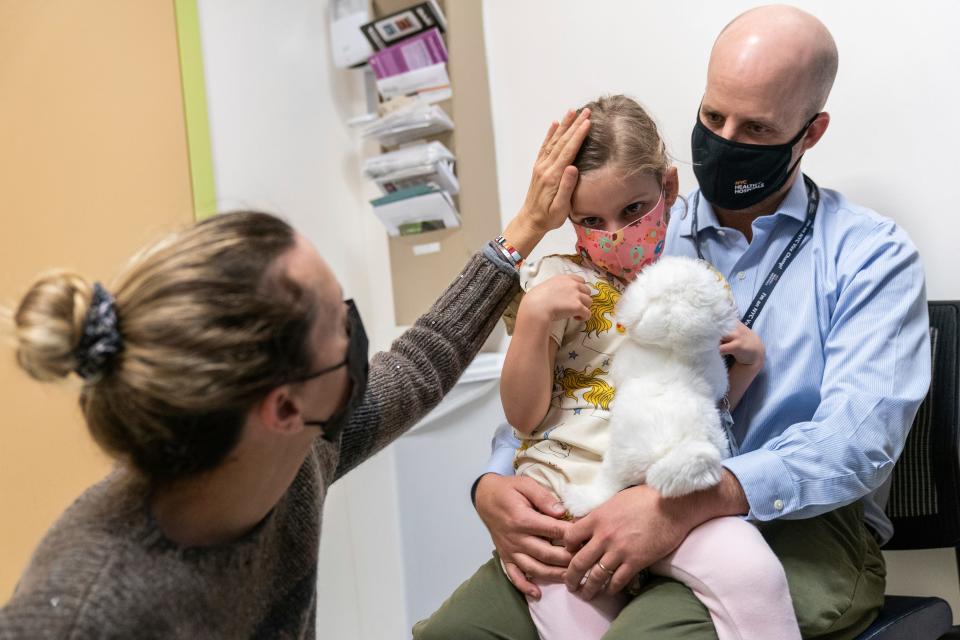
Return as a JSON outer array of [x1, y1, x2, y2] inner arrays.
[[691, 174, 819, 330]]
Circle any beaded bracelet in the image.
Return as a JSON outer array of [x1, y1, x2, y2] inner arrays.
[[493, 235, 524, 269]]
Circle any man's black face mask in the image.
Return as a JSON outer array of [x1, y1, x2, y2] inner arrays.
[[691, 112, 818, 210]]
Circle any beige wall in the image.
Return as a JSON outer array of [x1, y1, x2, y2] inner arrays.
[[0, 1, 195, 601]]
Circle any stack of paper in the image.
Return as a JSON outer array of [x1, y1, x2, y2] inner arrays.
[[357, 4, 458, 238], [368, 28, 450, 103], [370, 184, 460, 237], [358, 102, 453, 147], [363, 141, 459, 195]]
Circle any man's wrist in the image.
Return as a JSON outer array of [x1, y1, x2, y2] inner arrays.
[[658, 469, 749, 531], [471, 472, 498, 508], [715, 469, 750, 516]]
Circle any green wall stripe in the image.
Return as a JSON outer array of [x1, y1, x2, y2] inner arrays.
[[173, 0, 217, 221]]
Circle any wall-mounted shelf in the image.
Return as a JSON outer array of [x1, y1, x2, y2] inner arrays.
[[368, 0, 502, 326]]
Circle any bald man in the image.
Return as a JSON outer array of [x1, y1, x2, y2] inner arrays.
[[415, 6, 930, 639]]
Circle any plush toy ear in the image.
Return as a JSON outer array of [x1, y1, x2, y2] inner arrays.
[[631, 305, 672, 344], [662, 274, 738, 346], [663, 297, 718, 345], [616, 283, 644, 329], [618, 284, 671, 344]]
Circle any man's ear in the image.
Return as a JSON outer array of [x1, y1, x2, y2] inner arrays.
[[256, 385, 305, 435], [801, 112, 830, 152], [663, 166, 680, 209]]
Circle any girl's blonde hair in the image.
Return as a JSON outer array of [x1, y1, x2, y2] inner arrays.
[[8, 211, 321, 481], [574, 95, 670, 179]]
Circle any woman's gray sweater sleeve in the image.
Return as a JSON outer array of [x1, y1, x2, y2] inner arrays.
[[332, 246, 520, 481]]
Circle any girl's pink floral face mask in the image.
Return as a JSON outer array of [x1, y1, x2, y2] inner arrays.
[[572, 192, 667, 281]]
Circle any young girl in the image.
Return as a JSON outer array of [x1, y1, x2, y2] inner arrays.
[[500, 95, 800, 640]]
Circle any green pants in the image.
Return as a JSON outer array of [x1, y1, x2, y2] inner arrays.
[[413, 502, 885, 639]]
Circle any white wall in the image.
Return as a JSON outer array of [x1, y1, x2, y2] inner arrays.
[[484, 0, 956, 299], [484, 0, 960, 618], [196, 2, 408, 638]]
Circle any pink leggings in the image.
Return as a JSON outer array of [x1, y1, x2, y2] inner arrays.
[[526, 517, 800, 640]]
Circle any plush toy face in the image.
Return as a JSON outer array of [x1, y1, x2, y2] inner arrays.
[[615, 256, 739, 351]]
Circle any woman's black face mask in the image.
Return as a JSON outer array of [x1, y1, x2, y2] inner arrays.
[[691, 111, 819, 210], [292, 299, 369, 443]]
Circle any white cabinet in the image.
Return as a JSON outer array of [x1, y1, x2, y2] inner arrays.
[[393, 352, 507, 626]]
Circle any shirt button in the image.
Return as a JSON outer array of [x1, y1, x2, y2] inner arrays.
[[716, 229, 726, 237], [773, 499, 784, 511], [737, 271, 746, 281]]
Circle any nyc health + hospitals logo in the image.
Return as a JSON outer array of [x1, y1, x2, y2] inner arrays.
[[734, 179, 765, 194]]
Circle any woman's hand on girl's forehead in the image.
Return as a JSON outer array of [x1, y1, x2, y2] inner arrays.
[[517, 109, 592, 234]]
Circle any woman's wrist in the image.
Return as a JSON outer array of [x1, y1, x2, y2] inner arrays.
[[501, 215, 548, 261]]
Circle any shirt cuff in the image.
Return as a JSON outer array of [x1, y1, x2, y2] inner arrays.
[[485, 434, 520, 477], [722, 447, 797, 521], [483, 243, 520, 276], [471, 424, 520, 506]]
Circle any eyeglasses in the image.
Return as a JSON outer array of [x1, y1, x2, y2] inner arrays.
[[288, 299, 360, 385], [295, 356, 348, 383]]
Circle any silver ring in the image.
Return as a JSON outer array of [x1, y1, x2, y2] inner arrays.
[[596, 560, 615, 576]]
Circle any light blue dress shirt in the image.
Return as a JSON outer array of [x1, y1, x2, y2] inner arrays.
[[483, 174, 931, 543]]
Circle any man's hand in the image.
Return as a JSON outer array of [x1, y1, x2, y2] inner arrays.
[[563, 470, 749, 600], [475, 474, 574, 599]]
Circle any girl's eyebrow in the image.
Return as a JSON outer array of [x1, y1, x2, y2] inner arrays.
[[615, 190, 657, 210]]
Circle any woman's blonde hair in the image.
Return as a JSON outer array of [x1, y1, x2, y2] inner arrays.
[[8, 211, 321, 481], [574, 94, 670, 179]]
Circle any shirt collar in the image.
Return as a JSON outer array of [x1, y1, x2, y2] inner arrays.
[[776, 174, 812, 223], [677, 191, 719, 238], [679, 174, 810, 239]]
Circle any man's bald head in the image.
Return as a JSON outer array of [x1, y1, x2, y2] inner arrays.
[[710, 5, 838, 124]]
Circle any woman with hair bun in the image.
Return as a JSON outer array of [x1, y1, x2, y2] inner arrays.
[[0, 110, 591, 639]]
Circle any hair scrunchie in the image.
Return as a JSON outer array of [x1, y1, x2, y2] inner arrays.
[[74, 283, 123, 380]]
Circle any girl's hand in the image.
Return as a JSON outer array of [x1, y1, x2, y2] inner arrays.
[[520, 275, 592, 324], [720, 322, 765, 369]]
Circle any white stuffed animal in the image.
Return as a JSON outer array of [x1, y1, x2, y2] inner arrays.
[[562, 256, 739, 517]]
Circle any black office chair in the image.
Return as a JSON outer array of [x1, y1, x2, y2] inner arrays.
[[856, 301, 959, 639]]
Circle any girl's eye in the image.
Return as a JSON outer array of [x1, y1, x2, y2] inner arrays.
[[623, 203, 649, 222], [581, 217, 603, 228]]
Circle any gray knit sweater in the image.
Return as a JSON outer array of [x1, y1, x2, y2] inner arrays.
[[0, 247, 519, 639]]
